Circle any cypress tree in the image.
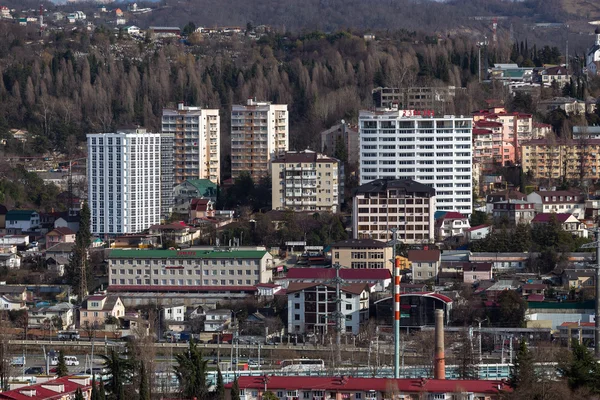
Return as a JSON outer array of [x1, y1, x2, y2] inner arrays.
[[56, 351, 69, 377], [509, 341, 536, 390], [215, 367, 225, 400], [139, 363, 150, 400], [230, 378, 240, 400]]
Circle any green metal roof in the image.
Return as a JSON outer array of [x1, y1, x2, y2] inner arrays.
[[183, 179, 217, 197], [108, 249, 267, 259], [527, 300, 594, 309], [6, 210, 37, 220]]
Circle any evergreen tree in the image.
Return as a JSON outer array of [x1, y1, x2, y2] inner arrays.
[[214, 367, 225, 400], [56, 351, 69, 377], [98, 377, 106, 400], [98, 349, 133, 400], [67, 202, 92, 298], [509, 341, 536, 390], [453, 329, 478, 379], [230, 378, 240, 400], [559, 340, 600, 394], [91, 376, 98, 400], [174, 340, 209, 399], [74, 388, 85, 400], [138, 363, 150, 400]]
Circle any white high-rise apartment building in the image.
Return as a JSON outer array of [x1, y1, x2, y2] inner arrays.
[[161, 104, 220, 185], [87, 128, 161, 236], [359, 110, 473, 214], [231, 99, 288, 181]]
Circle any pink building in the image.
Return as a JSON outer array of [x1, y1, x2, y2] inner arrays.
[[45, 227, 76, 247], [463, 262, 493, 284], [473, 107, 533, 172]]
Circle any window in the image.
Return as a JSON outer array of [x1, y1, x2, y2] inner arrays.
[[294, 304, 300, 309], [346, 304, 352, 310], [294, 314, 300, 321]]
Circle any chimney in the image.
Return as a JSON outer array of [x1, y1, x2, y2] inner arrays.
[[434, 308, 445, 380]]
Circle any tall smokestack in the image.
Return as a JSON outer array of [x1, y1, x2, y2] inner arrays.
[[434, 308, 445, 380]]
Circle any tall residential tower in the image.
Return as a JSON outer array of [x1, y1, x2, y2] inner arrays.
[[359, 109, 473, 214], [231, 99, 288, 181], [161, 104, 220, 185], [87, 128, 161, 236]]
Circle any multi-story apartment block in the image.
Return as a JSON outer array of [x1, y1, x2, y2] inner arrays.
[[372, 86, 462, 114], [271, 150, 341, 212], [330, 238, 393, 271], [492, 200, 536, 225], [231, 99, 288, 180], [352, 179, 436, 244], [160, 133, 174, 218], [472, 107, 533, 171], [226, 376, 511, 400], [107, 248, 274, 289], [408, 249, 441, 283], [522, 138, 600, 181], [87, 128, 161, 236], [161, 103, 220, 184], [287, 282, 369, 335], [359, 109, 472, 214], [320, 121, 359, 166]]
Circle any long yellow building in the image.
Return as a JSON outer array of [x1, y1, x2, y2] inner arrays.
[[521, 138, 600, 180]]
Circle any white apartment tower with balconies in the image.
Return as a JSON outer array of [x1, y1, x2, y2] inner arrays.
[[161, 104, 220, 185], [359, 110, 473, 214], [87, 128, 161, 236], [231, 99, 288, 181]]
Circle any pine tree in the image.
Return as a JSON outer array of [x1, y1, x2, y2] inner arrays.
[[509, 341, 536, 390], [138, 362, 150, 400], [559, 339, 600, 394], [230, 378, 240, 400], [56, 351, 69, 377], [454, 329, 478, 379], [97, 377, 106, 400], [214, 367, 225, 400], [91, 376, 98, 400], [74, 388, 85, 400]]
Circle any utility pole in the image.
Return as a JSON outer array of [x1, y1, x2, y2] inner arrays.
[[580, 227, 600, 358], [330, 262, 345, 365], [387, 228, 401, 378]]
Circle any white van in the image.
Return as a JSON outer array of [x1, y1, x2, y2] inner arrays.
[[50, 356, 79, 366]]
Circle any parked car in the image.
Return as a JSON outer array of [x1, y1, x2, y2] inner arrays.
[[24, 367, 44, 375], [10, 357, 25, 367]]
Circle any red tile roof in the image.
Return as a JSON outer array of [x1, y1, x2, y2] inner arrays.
[[402, 292, 453, 303], [522, 284, 547, 290], [47, 227, 76, 236], [475, 120, 503, 128], [466, 224, 491, 232], [438, 212, 466, 220], [225, 376, 510, 394], [285, 268, 391, 280], [473, 128, 493, 135], [407, 249, 441, 262], [560, 321, 594, 327], [527, 294, 545, 301], [255, 283, 280, 288], [0, 376, 92, 400], [531, 213, 574, 223]]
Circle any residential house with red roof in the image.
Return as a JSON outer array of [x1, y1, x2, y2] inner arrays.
[[45, 227, 76, 247], [531, 212, 588, 238], [0, 376, 92, 400], [485, 189, 527, 213], [522, 283, 547, 298], [79, 295, 124, 328], [277, 267, 391, 292], [408, 249, 441, 283], [225, 376, 511, 400], [492, 199, 536, 225], [287, 282, 369, 335], [188, 198, 215, 224], [463, 262, 493, 284], [435, 211, 470, 241], [466, 224, 492, 241], [148, 221, 199, 245]]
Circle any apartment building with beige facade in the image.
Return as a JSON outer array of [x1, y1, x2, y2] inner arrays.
[[271, 150, 341, 212], [330, 238, 393, 271], [162, 103, 220, 184], [352, 179, 436, 244], [231, 99, 288, 180], [521, 138, 600, 181]]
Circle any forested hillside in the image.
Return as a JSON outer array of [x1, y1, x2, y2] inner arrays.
[[0, 24, 557, 177]]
